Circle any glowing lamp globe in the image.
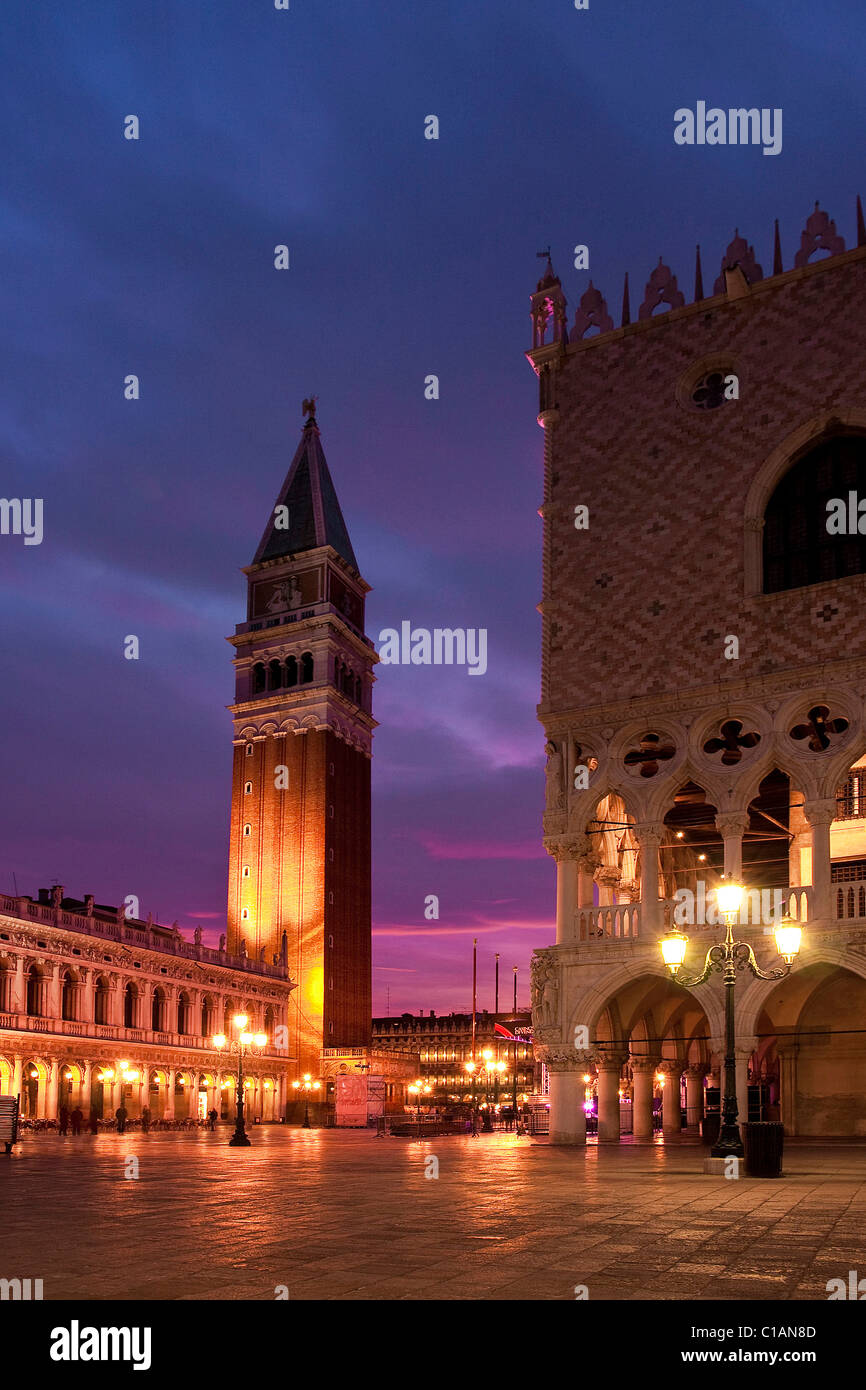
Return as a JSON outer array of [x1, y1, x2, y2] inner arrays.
[[661, 930, 689, 973], [254, 1033, 267, 1047], [239, 1032, 253, 1045], [212, 1033, 226, 1049], [774, 920, 802, 964], [233, 1013, 249, 1030], [716, 878, 745, 917]]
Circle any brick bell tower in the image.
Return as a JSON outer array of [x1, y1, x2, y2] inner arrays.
[[226, 400, 376, 1078]]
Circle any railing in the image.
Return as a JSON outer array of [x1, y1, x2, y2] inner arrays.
[[0, 1012, 286, 1057], [576, 887, 816, 944], [0, 894, 288, 979], [577, 904, 641, 942]]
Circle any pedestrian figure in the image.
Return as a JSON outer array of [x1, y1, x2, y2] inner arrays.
[[58, 1105, 69, 1136], [115, 1105, 128, 1134], [140, 1105, 150, 1133], [70, 1107, 83, 1135], [207, 1108, 217, 1131], [88, 1110, 99, 1136]]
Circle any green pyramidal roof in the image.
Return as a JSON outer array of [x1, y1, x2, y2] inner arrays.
[[253, 420, 358, 571]]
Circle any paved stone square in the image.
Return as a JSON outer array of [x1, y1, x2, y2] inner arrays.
[[2, 1129, 864, 1301]]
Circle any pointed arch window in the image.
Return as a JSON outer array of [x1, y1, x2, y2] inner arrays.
[[763, 432, 866, 593]]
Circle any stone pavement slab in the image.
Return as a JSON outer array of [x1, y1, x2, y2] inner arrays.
[[1, 1128, 864, 1301]]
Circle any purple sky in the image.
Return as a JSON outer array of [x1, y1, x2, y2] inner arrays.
[[0, 1, 863, 1013]]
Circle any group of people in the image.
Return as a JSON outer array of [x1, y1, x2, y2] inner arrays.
[[58, 1106, 98, 1136], [58, 1104, 222, 1134]]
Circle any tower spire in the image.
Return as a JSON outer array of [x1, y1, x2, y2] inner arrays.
[[253, 406, 358, 571], [694, 245, 704, 301], [621, 271, 630, 326], [857, 195, 866, 247]]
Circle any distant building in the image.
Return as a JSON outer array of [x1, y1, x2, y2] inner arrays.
[[0, 887, 292, 1122], [372, 1010, 538, 1106]]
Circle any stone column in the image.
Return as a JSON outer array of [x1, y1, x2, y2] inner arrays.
[[736, 1044, 756, 1128], [165, 1067, 176, 1119], [554, 846, 579, 945], [777, 1043, 798, 1135], [277, 1074, 287, 1121], [81, 969, 95, 1025], [11, 1055, 22, 1100], [12, 955, 26, 1013], [577, 852, 598, 910], [684, 1066, 706, 1127], [804, 799, 835, 923], [630, 1058, 659, 1139], [788, 794, 810, 887], [596, 1056, 625, 1143], [595, 866, 621, 909], [190, 1071, 199, 1121], [715, 813, 750, 881], [637, 825, 665, 933], [543, 1051, 587, 1145], [660, 1062, 685, 1135], [46, 1060, 59, 1120], [46, 963, 62, 1020]]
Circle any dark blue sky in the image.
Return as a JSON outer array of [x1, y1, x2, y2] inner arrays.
[[0, 0, 863, 1012]]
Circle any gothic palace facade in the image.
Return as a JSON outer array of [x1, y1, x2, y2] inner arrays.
[[528, 199, 866, 1143]]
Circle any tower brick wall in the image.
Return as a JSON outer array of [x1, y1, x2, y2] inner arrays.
[[226, 411, 375, 1077]]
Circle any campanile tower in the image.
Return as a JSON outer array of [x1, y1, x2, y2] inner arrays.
[[226, 402, 375, 1077]]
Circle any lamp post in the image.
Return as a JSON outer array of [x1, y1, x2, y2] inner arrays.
[[660, 876, 802, 1159], [213, 1013, 268, 1147], [292, 1073, 321, 1128], [408, 1079, 431, 1125], [464, 1059, 478, 1133]]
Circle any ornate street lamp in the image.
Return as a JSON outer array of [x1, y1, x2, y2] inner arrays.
[[213, 1013, 268, 1147], [661, 875, 802, 1159], [408, 1079, 432, 1124], [292, 1073, 321, 1128]]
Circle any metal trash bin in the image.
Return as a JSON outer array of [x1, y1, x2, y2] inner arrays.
[[743, 1121, 784, 1177], [700, 1114, 720, 1147]]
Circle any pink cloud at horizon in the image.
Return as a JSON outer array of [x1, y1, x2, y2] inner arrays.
[[401, 829, 546, 861]]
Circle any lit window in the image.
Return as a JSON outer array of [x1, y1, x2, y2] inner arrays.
[[241, 909, 249, 921], [244, 782, 252, 794], [242, 867, 250, 879], [245, 744, 253, 757], [243, 824, 251, 837]]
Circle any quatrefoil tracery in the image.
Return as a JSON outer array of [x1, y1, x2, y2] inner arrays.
[[702, 719, 761, 767], [624, 732, 676, 778], [789, 704, 849, 753]]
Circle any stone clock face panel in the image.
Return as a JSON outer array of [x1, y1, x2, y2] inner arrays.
[[252, 567, 322, 618]]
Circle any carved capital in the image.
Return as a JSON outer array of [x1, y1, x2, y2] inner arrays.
[[658, 1060, 686, 1080], [593, 1051, 627, 1074], [714, 812, 751, 837], [804, 798, 837, 829], [535, 1045, 586, 1072], [636, 822, 667, 845], [628, 1056, 661, 1074]]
